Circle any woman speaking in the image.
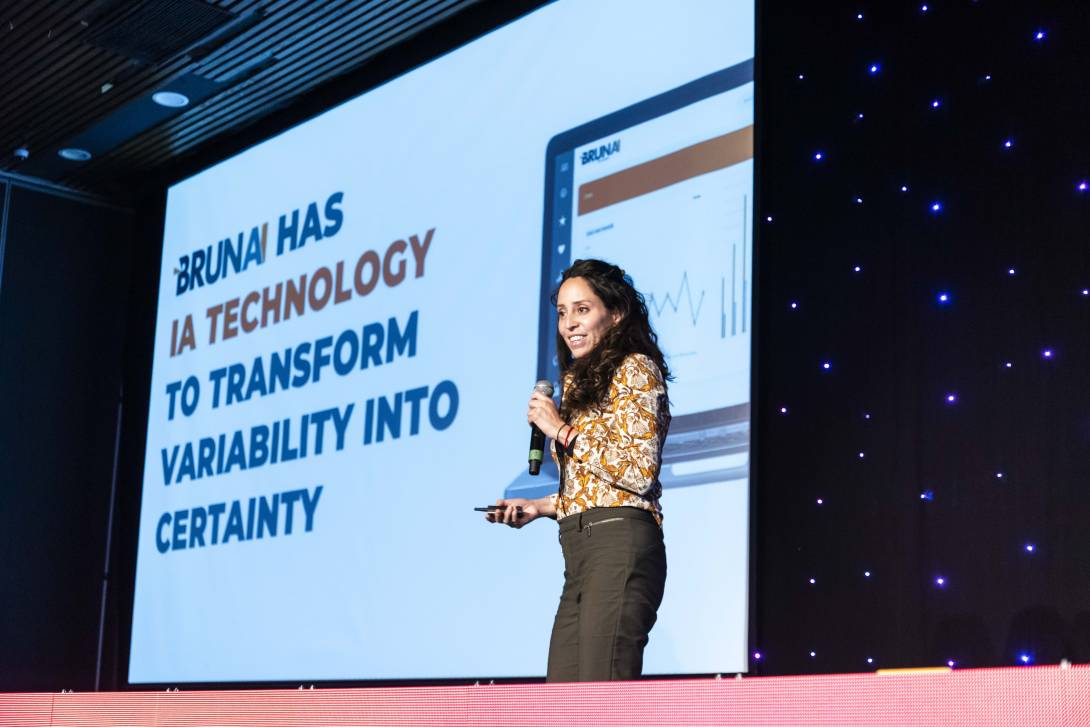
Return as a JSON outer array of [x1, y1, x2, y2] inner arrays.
[[487, 258, 671, 682]]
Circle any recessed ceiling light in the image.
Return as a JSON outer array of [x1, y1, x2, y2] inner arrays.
[[152, 91, 190, 108], [58, 148, 92, 161]]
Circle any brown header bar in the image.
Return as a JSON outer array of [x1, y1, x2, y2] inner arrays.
[[577, 125, 754, 216]]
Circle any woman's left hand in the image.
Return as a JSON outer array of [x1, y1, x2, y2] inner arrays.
[[528, 391, 565, 440]]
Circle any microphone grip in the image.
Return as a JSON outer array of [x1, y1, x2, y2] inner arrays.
[[528, 423, 546, 475]]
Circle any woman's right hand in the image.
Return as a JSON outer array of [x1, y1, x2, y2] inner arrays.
[[485, 498, 540, 529]]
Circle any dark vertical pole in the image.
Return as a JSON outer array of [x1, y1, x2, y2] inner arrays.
[[0, 181, 11, 310], [95, 383, 124, 691]]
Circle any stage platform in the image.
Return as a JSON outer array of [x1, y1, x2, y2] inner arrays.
[[2, 665, 1088, 726]]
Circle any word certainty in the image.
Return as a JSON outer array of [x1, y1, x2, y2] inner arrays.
[[174, 191, 344, 297], [155, 485, 323, 554]]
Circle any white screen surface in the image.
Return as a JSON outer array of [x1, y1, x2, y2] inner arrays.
[[130, 0, 754, 683], [570, 85, 753, 416]]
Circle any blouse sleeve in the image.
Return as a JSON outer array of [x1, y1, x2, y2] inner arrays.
[[567, 354, 666, 497]]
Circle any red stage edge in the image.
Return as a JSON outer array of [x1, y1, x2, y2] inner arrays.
[[2, 665, 1088, 726]]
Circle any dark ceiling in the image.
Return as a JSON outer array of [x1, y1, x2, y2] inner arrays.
[[0, 0, 504, 201]]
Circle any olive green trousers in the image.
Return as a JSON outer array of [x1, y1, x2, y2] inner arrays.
[[546, 506, 667, 682]]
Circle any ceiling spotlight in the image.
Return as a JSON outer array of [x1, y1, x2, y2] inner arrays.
[[152, 91, 190, 108], [13, 147, 29, 160], [58, 148, 92, 161]]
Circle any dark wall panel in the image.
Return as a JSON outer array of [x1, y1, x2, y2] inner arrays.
[[102, 194, 164, 692], [0, 186, 132, 691]]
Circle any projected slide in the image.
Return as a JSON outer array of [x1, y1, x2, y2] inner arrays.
[[130, 0, 754, 683], [507, 64, 753, 502]]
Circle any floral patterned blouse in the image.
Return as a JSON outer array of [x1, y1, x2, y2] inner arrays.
[[549, 353, 670, 523]]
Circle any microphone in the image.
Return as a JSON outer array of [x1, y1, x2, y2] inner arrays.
[[528, 379, 555, 475]]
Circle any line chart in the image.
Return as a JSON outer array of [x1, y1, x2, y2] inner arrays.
[[648, 271, 706, 326]]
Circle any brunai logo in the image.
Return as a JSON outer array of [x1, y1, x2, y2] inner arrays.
[[175, 191, 344, 297], [580, 139, 621, 165]]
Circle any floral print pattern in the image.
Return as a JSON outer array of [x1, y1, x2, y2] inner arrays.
[[550, 353, 669, 523]]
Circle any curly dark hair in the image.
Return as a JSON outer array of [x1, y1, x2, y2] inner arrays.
[[553, 258, 672, 417]]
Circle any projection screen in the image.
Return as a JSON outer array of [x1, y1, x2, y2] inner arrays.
[[130, 0, 754, 683]]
